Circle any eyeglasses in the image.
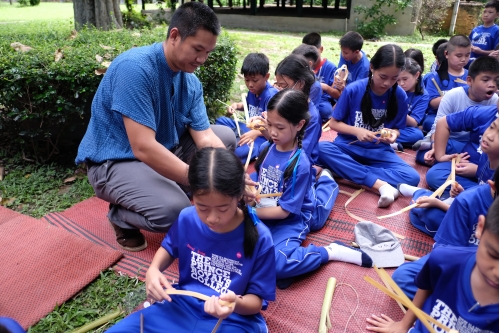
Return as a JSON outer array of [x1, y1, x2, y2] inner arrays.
[[273, 80, 298, 91]]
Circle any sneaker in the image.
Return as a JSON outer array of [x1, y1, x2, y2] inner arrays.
[[108, 219, 147, 252]]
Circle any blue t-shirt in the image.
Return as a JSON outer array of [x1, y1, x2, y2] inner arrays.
[[446, 104, 498, 164], [425, 70, 469, 113], [337, 51, 370, 85], [413, 246, 498, 332], [310, 80, 322, 108], [406, 89, 430, 124], [257, 145, 314, 224], [469, 24, 499, 58], [162, 206, 276, 301], [433, 184, 493, 247], [315, 59, 337, 104], [476, 152, 495, 185], [76, 43, 209, 164], [247, 82, 279, 118], [303, 101, 321, 164], [332, 78, 407, 146]]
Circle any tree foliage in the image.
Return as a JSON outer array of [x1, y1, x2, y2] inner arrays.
[[416, 0, 452, 39], [355, 0, 412, 39]]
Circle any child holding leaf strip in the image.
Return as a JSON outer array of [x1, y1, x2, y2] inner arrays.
[[251, 89, 371, 289], [318, 44, 420, 208], [107, 147, 276, 332]]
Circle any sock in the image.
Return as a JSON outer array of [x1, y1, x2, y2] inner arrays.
[[418, 141, 432, 151], [319, 169, 334, 180], [397, 183, 421, 197], [378, 183, 399, 208], [443, 197, 455, 205], [324, 241, 373, 268], [390, 143, 398, 150]]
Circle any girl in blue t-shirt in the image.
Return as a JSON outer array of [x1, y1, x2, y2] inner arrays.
[[273, 54, 322, 164], [396, 57, 428, 147], [252, 89, 372, 287], [318, 44, 420, 208], [106, 148, 277, 333]]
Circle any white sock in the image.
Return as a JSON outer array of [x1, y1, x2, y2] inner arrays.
[[378, 183, 399, 208], [319, 169, 333, 180], [398, 183, 421, 197], [390, 143, 398, 150], [324, 242, 373, 267]]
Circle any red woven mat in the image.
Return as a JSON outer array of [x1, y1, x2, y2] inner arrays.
[[0, 215, 122, 329], [40, 130, 433, 332], [0, 206, 23, 226]]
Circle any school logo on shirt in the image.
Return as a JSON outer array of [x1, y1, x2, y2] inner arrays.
[[259, 164, 282, 202], [354, 110, 385, 131], [477, 135, 483, 155], [248, 105, 261, 118], [190, 251, 242, 294], [472, 32, 490, 46], [429, 299, 494, 333], [468, 223, 479, 246]]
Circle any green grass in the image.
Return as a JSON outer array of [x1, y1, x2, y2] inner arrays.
[[28, 269, 145, 333]]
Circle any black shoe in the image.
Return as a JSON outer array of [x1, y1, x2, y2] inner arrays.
[[108, 219, 147, 252]]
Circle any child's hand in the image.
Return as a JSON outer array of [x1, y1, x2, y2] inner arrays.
[[450, 182, 464, 198], [355, 128, 378, 142], [239, 130, 260, 146], [414, 196, 440, 208], [455, 161, 477, 177], [227, 103, 239, 115], [332, 77, 345, 91], [366, 314, 408, 333], [145, 266, 173, 302], [424, 149, 435, 166], [204, 290, 236, 320], [377, 129, 397, 144]]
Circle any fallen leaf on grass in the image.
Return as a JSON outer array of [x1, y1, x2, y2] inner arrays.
[[96, 54, 103, 63], [24, 173, 31, 179], [1, 197, 16, 206], [0, 166, 4, 181], [63, 176, 76, 184], [54, 48, 64, 62], [131, 32, 141, 37], [103, 53, 111, 59], [69, 30, 78, 40], [101, 61, 111, 68], [10, 42, 33, 52], [100, 44, 114, 50]]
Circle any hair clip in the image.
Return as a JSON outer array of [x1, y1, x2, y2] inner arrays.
[[247, 205, 260, 225]]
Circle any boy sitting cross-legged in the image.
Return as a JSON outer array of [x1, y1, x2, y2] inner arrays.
[[215, 53, 278, 164], [367, 197, 499, 332]]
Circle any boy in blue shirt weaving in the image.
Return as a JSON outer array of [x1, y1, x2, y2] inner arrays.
[[337, 31, 370, 85], [393, 168, 498, 300], [302, 32, 343, 121], [216, 53, 278, 163], [367, 196, 499, 333], [470, 1, 499, 59]]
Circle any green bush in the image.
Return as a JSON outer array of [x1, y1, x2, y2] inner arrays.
[[195, 32, 238, 123], [0, 22, 237, 161]]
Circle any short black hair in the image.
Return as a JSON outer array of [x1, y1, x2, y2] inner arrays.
[[484, 196, 499, 238], [436, 42, 448, 65], [432, 39, 448, 56], [447, 34, 471, 53], [339, 31, 364, 52], [302, 32, 322, 49], [292, 44, 320, 65], [485, 0, 499, 12], [167, 2, 220, 40], [241, 53, 270, 77], [404, 48, 425, 74], [468, 56, 499, 79]]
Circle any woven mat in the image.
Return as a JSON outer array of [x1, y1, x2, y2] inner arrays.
[[40, 130, 434, 332], [0, 214, 122, 329]]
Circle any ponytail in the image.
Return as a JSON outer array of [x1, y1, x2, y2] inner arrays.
[[386, 82, 399, 122], [239, 200, 259, 258], [360, 71, 375, 126]]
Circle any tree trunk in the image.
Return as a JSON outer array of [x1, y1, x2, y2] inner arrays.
[[73, 0, 123, 31]]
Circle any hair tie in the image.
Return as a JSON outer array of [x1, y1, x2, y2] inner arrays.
[[247, 205, 260, 225]]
